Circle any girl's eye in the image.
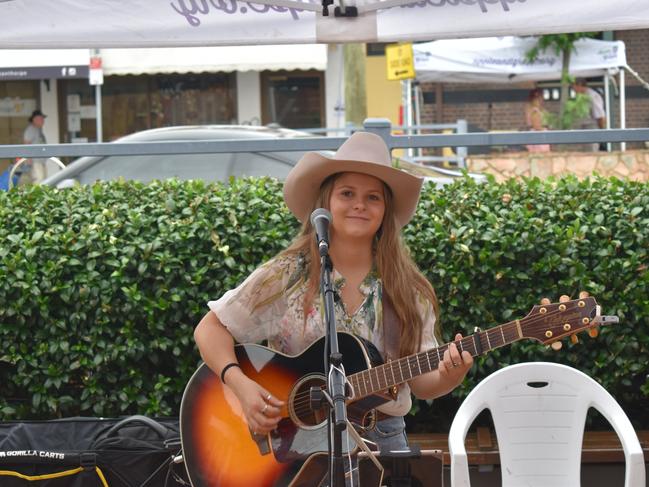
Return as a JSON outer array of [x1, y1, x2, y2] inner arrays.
[[369, 194, 381, 201], [341, 190, 353, 197]]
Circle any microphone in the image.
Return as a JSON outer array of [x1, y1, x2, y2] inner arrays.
[[310, 208, 332, 257]]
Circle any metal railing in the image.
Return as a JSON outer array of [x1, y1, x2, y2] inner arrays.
[[1, 118, 649, 175], [298, 120, 469, 167]]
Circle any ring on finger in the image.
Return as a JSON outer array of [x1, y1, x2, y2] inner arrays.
[[262, 403, 268, 415], [266, 393, 272, 402], [452, 362, 458, 367]]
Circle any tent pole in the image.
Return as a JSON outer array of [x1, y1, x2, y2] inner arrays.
[[620, 68, 626, 152], [404, 79, 413, 158], [414, 82, 422, 159], [95, 84, 103, 143], [604, 72, 611, 152]]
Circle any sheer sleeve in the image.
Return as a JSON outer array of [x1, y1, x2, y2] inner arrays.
[[418, 294, 439, 353], [207, 254, 303, 344]]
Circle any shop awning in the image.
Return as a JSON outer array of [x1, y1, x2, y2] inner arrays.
[[0, 49, 90, 81], [100, 45, 327, 75]]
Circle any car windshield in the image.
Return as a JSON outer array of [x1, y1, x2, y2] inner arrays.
[[73, 151, 305, 184]]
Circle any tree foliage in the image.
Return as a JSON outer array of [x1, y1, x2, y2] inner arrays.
[[526, 33, 598, 129]]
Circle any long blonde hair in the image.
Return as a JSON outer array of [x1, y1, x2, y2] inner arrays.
[[280, 173, 440, 356]]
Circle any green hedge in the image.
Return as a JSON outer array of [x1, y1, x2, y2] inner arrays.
[[0, 176, 647, 430]]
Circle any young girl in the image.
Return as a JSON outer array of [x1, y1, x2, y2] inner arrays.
[[193, 131, 472, 478]]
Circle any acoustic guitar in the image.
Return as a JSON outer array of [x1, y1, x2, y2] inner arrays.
[[180, 296, 612, 487]]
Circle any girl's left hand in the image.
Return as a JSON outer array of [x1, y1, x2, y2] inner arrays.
[[439, 333, 473, 383]]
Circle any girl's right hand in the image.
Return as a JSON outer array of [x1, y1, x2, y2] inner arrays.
[[228, 371, 284, 435]]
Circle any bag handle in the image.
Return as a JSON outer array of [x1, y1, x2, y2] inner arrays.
[[103, 415, 168, 439]]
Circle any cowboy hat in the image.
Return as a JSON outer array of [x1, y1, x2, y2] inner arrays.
[[283, 131, 423, 228]]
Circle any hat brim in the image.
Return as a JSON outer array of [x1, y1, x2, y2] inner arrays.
[[284, 151, 423, 228]]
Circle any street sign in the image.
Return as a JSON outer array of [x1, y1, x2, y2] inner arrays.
[[89, 56, 103, 85], [386, 43, 415, 81]]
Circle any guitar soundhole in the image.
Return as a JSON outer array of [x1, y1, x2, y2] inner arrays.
[[288, 374, 328, 430]]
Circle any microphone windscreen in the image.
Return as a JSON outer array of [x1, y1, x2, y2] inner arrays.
[[310, 208, 332, 225]]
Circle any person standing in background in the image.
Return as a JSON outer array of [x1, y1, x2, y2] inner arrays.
[[525, 88, 551, 153], [23, 109, 48, 183], [572, 78, 607, 151]]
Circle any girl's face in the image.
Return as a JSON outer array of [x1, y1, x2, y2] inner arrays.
[[328, 172, 386, 243]]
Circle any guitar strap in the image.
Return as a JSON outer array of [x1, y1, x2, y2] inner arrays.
[[381, 290, 401, 361]]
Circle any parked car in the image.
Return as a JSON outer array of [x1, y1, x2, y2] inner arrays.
[[41, 125, 316, 188], [41, 125, 485, 188]]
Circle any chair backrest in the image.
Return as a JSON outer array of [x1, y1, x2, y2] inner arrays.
[[449, 362, 645, 487]]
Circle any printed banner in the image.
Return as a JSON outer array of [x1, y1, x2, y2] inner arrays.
[[0, 0, 648, 47]]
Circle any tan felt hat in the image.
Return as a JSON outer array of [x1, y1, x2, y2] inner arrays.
[[283, 131, 423, 228]]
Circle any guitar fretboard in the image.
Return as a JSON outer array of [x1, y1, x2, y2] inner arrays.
[[348, 321, 523, 400]]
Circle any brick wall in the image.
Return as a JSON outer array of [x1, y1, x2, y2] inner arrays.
[[614, 29, 649, 129]]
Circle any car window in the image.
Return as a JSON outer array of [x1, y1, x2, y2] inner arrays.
[[230, 152, 298, 179], [76, 153, 236, 184]]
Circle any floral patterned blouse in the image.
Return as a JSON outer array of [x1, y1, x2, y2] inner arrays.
[[208, 252, 438, 416]]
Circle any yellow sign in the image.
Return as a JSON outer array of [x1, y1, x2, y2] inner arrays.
[[386, 43, 415, 81]]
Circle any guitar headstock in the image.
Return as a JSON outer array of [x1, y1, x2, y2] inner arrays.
[[520, 296, 617, 345]]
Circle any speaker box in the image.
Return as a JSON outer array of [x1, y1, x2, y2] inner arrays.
[[288, 447, 443, 487]]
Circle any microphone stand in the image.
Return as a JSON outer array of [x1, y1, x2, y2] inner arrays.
[[319, 251, 348, 487]]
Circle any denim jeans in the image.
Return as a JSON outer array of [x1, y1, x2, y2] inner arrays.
[[363, 415, 409, 452]]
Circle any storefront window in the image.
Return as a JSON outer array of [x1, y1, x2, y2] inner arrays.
[[59, 72, 236, 142], [0, 81, 40, 145], [261, 70, 324, 129]]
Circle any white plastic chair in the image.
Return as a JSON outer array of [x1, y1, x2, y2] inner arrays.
[[449, 362, 645, 487]]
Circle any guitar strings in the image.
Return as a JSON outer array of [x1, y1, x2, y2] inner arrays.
[[289, 304, 593, 417], [290, 304, 591, 418], [294, 301, 592, 413]]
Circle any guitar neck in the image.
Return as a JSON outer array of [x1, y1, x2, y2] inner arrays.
[[348, 320, 524, 400]]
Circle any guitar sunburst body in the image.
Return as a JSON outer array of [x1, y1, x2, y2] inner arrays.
[[180, 333, 386, 487]]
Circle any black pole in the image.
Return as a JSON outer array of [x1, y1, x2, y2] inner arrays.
[[320, 253, 348, 487]]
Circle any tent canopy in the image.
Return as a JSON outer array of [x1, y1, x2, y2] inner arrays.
[[0, 1, 648, 48], [413, 37, 627, 84]]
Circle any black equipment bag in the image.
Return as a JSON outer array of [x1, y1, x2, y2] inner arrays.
[[0, 416, 188, 487]]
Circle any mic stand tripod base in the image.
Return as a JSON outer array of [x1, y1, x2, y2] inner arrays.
[[287, 416, 385, 487]]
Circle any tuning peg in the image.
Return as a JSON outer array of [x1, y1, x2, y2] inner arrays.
[[570, 334, 579, 345], [588, 327, 599, 338], [551, 341, 563, 351]]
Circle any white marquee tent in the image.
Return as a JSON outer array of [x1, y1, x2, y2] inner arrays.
[[411, 36, 630, 132], [413, 37, 627, 84], [1, 0, 649, 48]]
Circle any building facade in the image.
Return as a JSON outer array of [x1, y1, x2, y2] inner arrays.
[[0, 45, 339, 151], [364, 29, 649, 150]]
